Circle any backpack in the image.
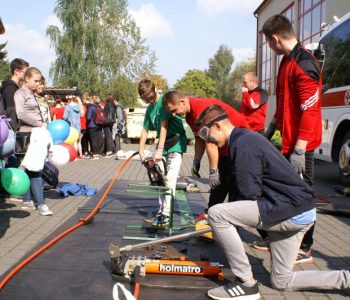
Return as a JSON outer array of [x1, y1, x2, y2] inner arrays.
[[104, 102, 116, 125], [93, 105, 106, 126], [115, 104, 126, 125]]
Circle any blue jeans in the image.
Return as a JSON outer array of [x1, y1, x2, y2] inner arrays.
[[23, 169, 45, 206]]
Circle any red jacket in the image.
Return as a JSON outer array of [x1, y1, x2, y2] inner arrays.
[[186, 97, 250, 156], [240, 87, 268, 131], [275, 43, 322, 154]]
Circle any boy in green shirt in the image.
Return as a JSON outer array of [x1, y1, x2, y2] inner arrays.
[[138, 79, 187, 227]]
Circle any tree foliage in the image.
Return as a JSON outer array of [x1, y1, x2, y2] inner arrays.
[[226, 59, 256, 109], [47, 0, 156, 97], [0, 45, 9, 79], [207, 44, 234, 101], [107, 75, 138, 108], [175, 69, 216, 98], [146, 74, 168, 92]]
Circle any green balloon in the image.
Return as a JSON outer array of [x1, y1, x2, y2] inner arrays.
[[1, 168, 30, 196]]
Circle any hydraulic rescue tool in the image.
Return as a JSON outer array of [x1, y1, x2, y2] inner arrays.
[[109, 226, 223, 281], [142, 158, 167, 186]]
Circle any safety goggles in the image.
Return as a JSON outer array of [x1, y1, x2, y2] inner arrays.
[[197, 113, 227, 142]]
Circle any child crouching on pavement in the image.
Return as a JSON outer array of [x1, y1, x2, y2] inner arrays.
[[138, 80, 187, 227], [195, 104, 350, 300]]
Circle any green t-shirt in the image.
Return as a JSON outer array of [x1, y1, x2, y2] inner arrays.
[[143, 95, 187, 155]]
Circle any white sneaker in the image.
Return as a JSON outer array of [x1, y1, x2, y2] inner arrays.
[[21, 201, 35, 210], [37, 204, 53, 216], [8, 196, 23, 202]]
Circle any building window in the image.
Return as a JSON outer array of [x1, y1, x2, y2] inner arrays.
[[299, 0, 326, 44], [259, 33, 272, 95]]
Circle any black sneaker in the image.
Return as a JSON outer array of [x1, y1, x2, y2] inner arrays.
[[207, 280, 260, 300], [151, 214, 169, 227]]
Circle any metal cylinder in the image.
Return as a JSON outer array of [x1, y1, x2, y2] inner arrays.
[[119, 227, 212, 253]]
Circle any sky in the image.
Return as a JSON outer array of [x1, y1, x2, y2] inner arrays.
[[0, 0, 261, 87]]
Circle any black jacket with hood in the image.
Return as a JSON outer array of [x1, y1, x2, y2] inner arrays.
[[228, 128, 315, 226], [1, 79, 20, 131]]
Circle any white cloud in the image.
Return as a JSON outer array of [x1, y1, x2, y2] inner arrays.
[[1, 23, 55, 83], [232, 47, 255, 64], [42, 14, 63, 32], [129, 3, 173, 40], [197, 0, 258, 17]]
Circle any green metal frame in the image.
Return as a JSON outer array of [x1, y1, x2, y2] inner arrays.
[[124, 184, 195, 239]]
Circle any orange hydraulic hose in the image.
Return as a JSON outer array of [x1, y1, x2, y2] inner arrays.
[[0, 152, 139, 291]]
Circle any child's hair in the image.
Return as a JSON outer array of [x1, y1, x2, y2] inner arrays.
[[24, 67, 42, 81]]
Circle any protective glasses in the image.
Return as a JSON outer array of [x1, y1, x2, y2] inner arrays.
[[197, 113, 227, 142]]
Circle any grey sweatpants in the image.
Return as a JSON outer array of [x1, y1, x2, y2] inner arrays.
[[208, 201, 350, 291]]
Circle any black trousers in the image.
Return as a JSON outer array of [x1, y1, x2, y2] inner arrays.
[[88, 127, 103, 155], [258, 151, 315, 250], [103, 124, 114, 153], [207, 155, 236, 209]]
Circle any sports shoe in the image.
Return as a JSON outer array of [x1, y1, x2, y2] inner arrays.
[[105, 151, 113, 158], [8, 196, 23, 202], [90, 155, 100, 160], [250, 238, 270, 251], [294, 248, 313, 264], [144, 212, 162, 224], [37, 204, 53, 216], [195, 212, 209, 225], [207, 279, 260, 300], [21, 201, 36, 210], [151, 214, 169, 227]]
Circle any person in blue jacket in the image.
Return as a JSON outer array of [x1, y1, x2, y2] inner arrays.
[[195, 104, 350, 300]]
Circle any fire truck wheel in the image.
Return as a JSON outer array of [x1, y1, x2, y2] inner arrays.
[[338, 134, 350, 185]]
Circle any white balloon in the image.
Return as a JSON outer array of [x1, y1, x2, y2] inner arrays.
[[49, 144, 70, 166]]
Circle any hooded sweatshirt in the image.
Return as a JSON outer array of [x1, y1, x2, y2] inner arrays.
[[1, 79, 20, 131], [63, 102, 81, 132]]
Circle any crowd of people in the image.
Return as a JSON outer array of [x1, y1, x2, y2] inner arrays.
[[1, 13, 349, 299], [0, 58, 126, 216]]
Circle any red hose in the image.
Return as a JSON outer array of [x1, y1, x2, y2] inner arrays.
[[0, 152, 139, 290]]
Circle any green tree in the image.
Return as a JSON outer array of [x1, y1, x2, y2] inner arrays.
[[207, 44, 234, 101], [0, 19, 9, 81], [0, 43, 10, 81], [175, 69, 216, 98], [226, 59, 256, 109], [47, 0, 156, 93], [147, 74, 168, 92], [107, 75, 138, 108]]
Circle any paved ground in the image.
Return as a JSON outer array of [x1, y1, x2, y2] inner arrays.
[[0, 142, 350, 299]]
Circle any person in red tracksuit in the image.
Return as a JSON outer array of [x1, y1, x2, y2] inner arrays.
[[240, 72, 268, 134], [163, 91, 250, 221], [252, 14, 322, 265]]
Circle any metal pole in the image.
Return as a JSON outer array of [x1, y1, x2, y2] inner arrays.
[[119, 227, 212, 253]]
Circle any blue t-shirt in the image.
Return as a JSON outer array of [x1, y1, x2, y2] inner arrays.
[[289, 208, 316, 225]]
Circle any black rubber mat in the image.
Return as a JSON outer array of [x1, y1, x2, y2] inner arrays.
[[0, 180, 239, 300]]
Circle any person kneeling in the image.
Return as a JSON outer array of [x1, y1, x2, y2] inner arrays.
[[195, 104, 350, 300]]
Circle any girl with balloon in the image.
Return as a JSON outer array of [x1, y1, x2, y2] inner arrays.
[[14, 67, 53, 216]]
